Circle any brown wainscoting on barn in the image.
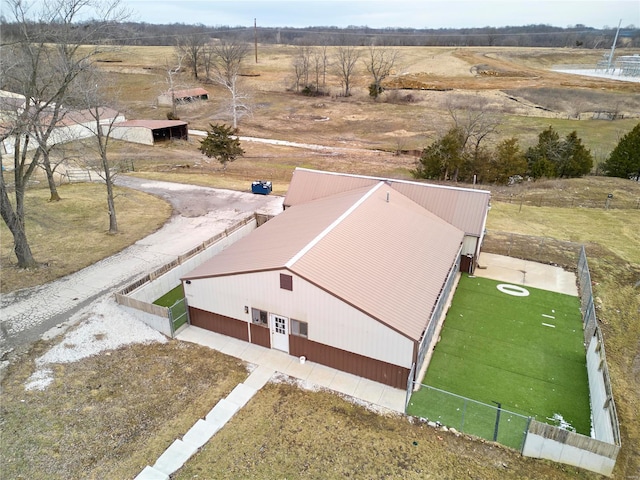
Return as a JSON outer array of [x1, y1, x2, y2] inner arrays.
[[460, 254, 475, 274], [189, 307, 249, 341], [250, 323, 271, 348], [289, 336, 409, 389]]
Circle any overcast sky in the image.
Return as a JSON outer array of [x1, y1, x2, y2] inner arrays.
[[121, 0, 639, 29]]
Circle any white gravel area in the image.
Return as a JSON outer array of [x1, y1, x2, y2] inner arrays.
[[25, 298, 167, 391]]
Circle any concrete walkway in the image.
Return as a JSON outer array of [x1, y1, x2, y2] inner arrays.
[[135, 327, 406, 479], [135, 363, 275, 480]]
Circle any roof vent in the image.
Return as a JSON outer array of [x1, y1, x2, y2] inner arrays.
[[386, 191, 390, 203]]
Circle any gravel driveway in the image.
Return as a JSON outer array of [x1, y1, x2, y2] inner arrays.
[[0, 177, 283, 366]]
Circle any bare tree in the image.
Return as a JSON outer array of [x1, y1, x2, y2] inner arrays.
[[292, 45, 311, 92], [176, 31, 207, 79], [311, 45, 329, 93], [208, 40, 251, 130], [72, 68, 126, 233], [444, 97, 501, 157], [334, 46, 361, 97], [164, 52, 186, 118], [0, 0, 127, 268], [363, 43, 399, 99]]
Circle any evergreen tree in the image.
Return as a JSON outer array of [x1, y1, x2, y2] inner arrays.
[[199, 124, 245, 171], [412, 128, 465, 181], [603, 123, 640, 180], [557, 131, 593, 178], [526, 127, 592, 179], [525, 126, 560, 179], [487, 138, 527, 185]]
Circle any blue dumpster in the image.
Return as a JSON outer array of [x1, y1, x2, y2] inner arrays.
[[251, 180, 272, 195]]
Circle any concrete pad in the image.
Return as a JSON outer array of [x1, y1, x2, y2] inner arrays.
[[328, 371, 359, 397], [306, 363, 337, 386], [378, 387, 407, 413], [205, 398, 240, 424], [258, 348, 293, 370], [226, 383, 258, 408], [153, 439, 198, 476], [244, 364, 275, 389], [475, 253, 578, 296], [353, 378, 385, 405], [280, 356, 313, 380], [134, 466, 170, 480], [182, 419, 222, 449], [220, 338, 251, 358], [178, 326, 230, 351], [240, 343, 270, 363]]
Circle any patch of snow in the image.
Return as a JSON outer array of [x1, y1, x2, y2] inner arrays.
[[25, 298, 167, 391], [547, 413, 576, 432]]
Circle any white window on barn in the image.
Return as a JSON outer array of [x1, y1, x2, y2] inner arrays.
[[251, 308, 268, 327], [291, 319, 308, 338]]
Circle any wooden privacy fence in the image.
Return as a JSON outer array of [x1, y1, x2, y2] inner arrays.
[[114, 294, 169, 318], [115, 214, 267, 337], [118, 214, 259, 297], [527, 420, 619, 458]]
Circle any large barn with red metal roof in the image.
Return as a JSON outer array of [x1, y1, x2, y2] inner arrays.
[[182, 169, 490, 388]]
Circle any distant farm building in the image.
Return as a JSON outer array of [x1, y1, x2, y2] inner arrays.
[[0, 93, 124, 155], [111, 120, 188, 145], [157, 88, 209, 107]]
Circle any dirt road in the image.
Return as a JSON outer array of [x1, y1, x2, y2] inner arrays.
[[0, 178, 283, 366]]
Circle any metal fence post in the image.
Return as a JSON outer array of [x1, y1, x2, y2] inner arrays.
[[520, 416, 532, 454], [168, 307, 175, 338]]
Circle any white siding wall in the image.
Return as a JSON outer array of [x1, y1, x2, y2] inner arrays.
[[111, 126, 154, 145], [462, 235, 478, 256], [184, 269, 414, 368], [1, 116, 126, 154]]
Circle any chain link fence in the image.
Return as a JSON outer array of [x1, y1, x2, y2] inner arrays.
[[492, 194, 640, 210], [408, 385, 530, 451], [169, 298, 188, 335], [482, 230, 582, 271]]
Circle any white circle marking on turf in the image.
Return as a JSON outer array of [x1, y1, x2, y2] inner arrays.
[[496, 284, 530, 297]]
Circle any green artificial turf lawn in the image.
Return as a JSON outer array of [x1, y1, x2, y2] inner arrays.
[[408, 274, 591, 447], [153, 284, 188, 329], [153, 284, 184, 307]]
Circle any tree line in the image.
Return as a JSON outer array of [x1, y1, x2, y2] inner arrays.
[[1, 19, 638, 48], [412, 120, 640, 185]]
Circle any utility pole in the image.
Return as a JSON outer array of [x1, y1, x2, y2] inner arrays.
[[254, 18, 258, 64]]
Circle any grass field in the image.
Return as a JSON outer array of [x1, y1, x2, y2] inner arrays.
[[408, 275, 590, 447]]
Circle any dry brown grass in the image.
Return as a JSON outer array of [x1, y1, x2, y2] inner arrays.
[[0, 183, 172, 293], [174, 381, 598, 480], [0, 340, 247, 480]]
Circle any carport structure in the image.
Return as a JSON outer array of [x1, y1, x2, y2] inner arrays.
[[111, 120, 188, 145]]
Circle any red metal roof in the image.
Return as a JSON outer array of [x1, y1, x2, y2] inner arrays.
[[283, 168, 490, 237], [183, 183, 464, 341]]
